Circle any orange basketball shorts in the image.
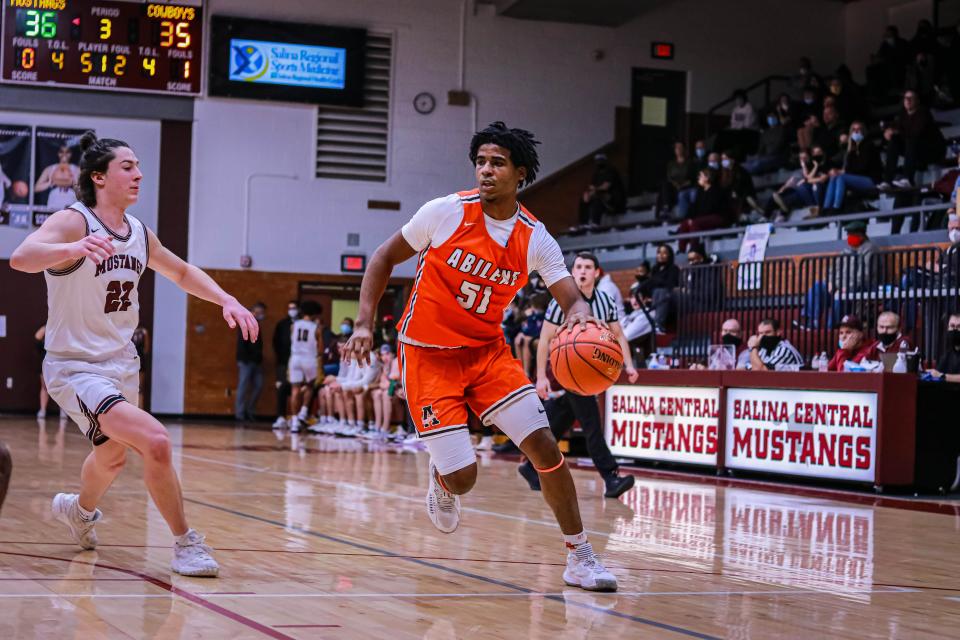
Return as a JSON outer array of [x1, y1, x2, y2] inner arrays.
[[398, 339, 535, 438]]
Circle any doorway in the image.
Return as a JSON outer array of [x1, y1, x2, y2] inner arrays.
[[629, 67, 687, 194]]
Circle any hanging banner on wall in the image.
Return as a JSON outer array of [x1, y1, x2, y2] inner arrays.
[[725, 387, 877, 482], [33, 127, 88, 216], [0, 124, 32, 224], [604, 384, 720, 465]]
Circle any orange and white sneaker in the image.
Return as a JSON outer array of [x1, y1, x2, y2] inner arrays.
[[425, 461, 460, 533], [563, 551, 618, 592]]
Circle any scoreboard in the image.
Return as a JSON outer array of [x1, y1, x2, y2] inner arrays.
[[1, 0, 202, 95]]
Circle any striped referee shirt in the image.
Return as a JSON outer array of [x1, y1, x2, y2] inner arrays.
[[755, 338, 804, 371], [544, 288, 619, 326]]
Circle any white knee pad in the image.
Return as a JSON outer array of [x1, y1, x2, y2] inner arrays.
[[425, 430, 477, 475], [486, 391, 550, 446]]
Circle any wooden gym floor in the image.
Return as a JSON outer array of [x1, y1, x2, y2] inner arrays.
[[0, 416, 958, 639]]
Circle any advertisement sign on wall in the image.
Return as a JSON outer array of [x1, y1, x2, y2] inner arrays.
[[604, 384, 720, 465], [725, 387, 877, 482]]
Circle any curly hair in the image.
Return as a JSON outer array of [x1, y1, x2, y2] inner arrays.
[[469, 121, 541, 187]]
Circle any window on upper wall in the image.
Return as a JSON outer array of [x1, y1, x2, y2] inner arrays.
[[315, 31, 393, 182]]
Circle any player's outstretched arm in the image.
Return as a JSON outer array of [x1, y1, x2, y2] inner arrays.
[[342, 230, 416, 365], [9, 209, 115, 273], [547, 276, 603, 332], [145, 228, 258, 342]]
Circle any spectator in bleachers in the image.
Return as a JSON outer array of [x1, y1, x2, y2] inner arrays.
[[867, 25, 911, 99], [796, 220, 878, 329], [864, 311, 913, 361], [774, 93, 797, 133], [706, 151, 721, 171], [338, 346, 380, 436], [597, 267, 625, 313], [639, 244, 681, 334], [820, 121, 882, 215], [621, 293, 654, 368], [797, 111, 821, 153], [746, 318, 803, 371], [791, 57, 821, 98], [743, 112, 789, 175], [826, 74, 865, 123], [683, 244, 722, 311], [927, 313, 960, 383], [514, 297, 545, 379], [657, 141, 698, 219], [798, 86, 822, 126], [814, 104, 847, 164], [729, 89, 757, 130], [720, 151, 760, 219], [826, 314, 873, 371], [502, 298, 523, 349], [578, 152, 625, 228], [768, 148, 828, 221], [628, 260, 651, 302], [673, 168, 733, 252], [693, 139, 707, 167], [880, 90, 946, 189], [905, 51, 937, 105]]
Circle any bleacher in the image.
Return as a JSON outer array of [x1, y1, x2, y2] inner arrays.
[[558, 106, 960, 272]]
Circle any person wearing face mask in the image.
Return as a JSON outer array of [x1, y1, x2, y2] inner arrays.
[[719, 151, 760, 219], [339, 317, 354, 337], [820, 121, 882, 215], [864, 311, 912, 362], [674, 168, 733, 253], [691, 318, 751, 370], [640, 244, 681, 333], [743, 113, 788, 175], [235, 302, 267, 422], [791, 58, 821, 100], [796, 220, 878, 330], [272, 300, 298, 428], [827, 315, 872, 372], [927, 313, 960, 383], [746, 318, 803, 371], [628, 260, 651, 302], [693, 139, 708, 168], [797, 87, 821, 125], [880, 90, 946, 190]]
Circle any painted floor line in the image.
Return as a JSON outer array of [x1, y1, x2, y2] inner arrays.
[[186, 496, 723, 640]]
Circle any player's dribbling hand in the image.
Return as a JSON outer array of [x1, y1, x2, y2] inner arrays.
[[70, 234, 116, 265], [626, 366, 639, 383], [536, 376, 552, 400], [341, 325, 373, 367], [565, 311, 606, 333], [223, 298, 259, 342]]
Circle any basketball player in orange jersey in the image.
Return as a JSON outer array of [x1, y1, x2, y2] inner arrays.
[[342, 122, 618, 591], [10, 132, 258, 576]]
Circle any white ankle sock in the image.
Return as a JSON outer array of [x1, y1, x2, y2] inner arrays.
[[563, 531, 588, 550], [174, 530, 193, 545], [77, 503, 96, 521]]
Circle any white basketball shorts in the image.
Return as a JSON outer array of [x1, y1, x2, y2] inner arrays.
[[288, 355, 318, 384], [42, 344, 139, 446]]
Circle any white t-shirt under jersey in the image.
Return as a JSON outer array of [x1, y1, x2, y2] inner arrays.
[[400, 193, 570, 287]]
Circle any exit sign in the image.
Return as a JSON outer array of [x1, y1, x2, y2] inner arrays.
[[651, 42, 674, 60], [341, 254, 367, 273]]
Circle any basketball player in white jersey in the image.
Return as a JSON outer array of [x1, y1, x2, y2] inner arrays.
[[9, 132, 258, 576], [288, 300, 322, 432], [35, 145, 81, 212]]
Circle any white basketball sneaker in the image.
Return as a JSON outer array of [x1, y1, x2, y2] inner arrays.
[[171, 529, 219, 577], [563, 548, 618, 592], [425, 461, 460, 534], [52, 493, 101, 550]]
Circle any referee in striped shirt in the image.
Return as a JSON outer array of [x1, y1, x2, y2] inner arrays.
[[518, 252, 637, 499], [747, 317, 804, 371]]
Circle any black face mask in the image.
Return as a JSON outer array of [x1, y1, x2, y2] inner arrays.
[[949, 330, 960, 348], [759, 335, 782, 352], [878, 333, 897, 346], [812, 154, 825, 163], [722, 333, 742, 347]]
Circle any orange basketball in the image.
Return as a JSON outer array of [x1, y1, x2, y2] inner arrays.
[[549, 324, 623, 395]]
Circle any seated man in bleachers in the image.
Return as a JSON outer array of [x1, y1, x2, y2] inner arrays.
[[927, 313, 960, 383], [828, 315, 874, 371], [746, 318, 803, 371], [577, 153, 625, 228], [744, 112, 790, 175], [690, 318, 751, 370], [819, 122, 882, 216], [880, 90, 946, 189], [863, 311, 913, 362]]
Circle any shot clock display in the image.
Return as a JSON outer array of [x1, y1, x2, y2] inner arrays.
[[1, 0, 202, 95]]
